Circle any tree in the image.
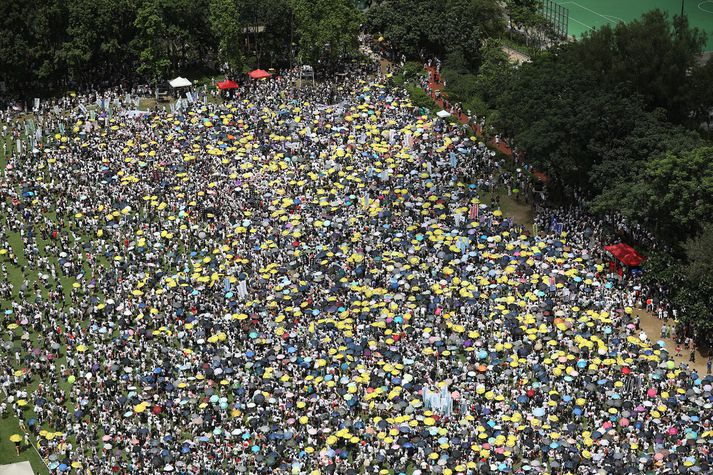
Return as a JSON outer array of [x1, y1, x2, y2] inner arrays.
[[237, 0, 293, 69], [441, 0, 505, 69], [503, 0, 548, 45], [564, 10, 707, 125], [587, 108, 701, 195], [63, 0, 138, 82], [291, 0, 362, 69], [210, 0, 243, 74], [133, 0, 171, 85], [31, 0, 69, 84], [592, 147, 713, 243], [688, 57, 713, 130], [683, 223, 713, 283], [366, 0, 504, 70], [492, 52, 636, 190]]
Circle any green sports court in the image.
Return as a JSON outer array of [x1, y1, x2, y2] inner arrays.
[[548, 0, 713, 51]]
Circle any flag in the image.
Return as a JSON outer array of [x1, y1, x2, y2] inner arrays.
[[469, 204, 478, 220]]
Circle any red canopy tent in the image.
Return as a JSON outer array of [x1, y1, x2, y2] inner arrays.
[[217, 79, 239, 90], [605, 243, 645, 267], [248, 69, 272, 80]]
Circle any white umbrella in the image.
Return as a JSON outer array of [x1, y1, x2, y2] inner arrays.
[[169, 77, 192, 88], [436, 110, 451, 118]]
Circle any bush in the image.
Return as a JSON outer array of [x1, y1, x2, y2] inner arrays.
[[402, 61, 426, 81], [442, 69, 478, 104], [405, 84, 437, 111]]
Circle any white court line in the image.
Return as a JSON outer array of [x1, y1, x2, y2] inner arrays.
[[560, 1, 621, 24], [699, 1, 713, 14], [568, 16, 595, 31], [603, 14, 625, 23]]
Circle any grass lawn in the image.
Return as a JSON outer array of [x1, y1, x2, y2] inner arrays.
[[498, 190, 534, 231], [0, 133, 50, 474], [0, 417, 48, 474]]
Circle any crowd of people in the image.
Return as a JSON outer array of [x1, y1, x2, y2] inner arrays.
[[1, 48, 712, 475]]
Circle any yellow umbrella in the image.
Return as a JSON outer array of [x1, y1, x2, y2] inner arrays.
[[9, 434, 22, 443]]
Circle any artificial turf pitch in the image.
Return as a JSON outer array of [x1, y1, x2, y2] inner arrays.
[[557, 0, 713, 51]]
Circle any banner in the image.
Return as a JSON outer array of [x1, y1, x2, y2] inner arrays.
[[468, 204, 478, 220]]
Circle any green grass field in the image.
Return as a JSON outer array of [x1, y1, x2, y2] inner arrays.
[[554, 0, 713, 51], [0, 134, 51, 475]]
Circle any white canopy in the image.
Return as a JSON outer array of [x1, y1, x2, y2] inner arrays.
[[169, 77, 192, 88], [436, 110, 451, 118]]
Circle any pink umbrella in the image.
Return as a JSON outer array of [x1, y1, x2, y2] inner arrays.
[[667, 427, 678, 436], [619, 418, 630, 427], [646, 388, 657, 397]]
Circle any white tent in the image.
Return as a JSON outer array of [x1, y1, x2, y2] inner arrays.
[[436, 110, 451, 118], [169, 77, 192, 88]]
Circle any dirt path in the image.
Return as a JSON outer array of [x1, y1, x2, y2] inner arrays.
[[424, 66, 513, 156], [379, 58, 393, 76], [635, 309, 709, 374]]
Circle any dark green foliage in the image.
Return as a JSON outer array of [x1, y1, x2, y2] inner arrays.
[[0, 0, 361, 93], [592, 147, 713, 243], [366, 0, 505, 70], [291, 0, 363, 68], [562, 11, 707, 125]]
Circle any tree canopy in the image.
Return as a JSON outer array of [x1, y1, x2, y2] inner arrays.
[[0, 0, 364, 93], [291, 0, 363, 68], [366, 0, 505, 69]]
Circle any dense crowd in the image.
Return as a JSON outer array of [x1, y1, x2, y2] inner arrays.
[[1, 51, 711, 475]]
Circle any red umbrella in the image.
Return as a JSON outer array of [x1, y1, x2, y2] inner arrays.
[[217, 80, 239, 90], [248, 69, 271, 80]]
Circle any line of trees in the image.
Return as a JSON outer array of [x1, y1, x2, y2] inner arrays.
[[0, 0, 363, 93]]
